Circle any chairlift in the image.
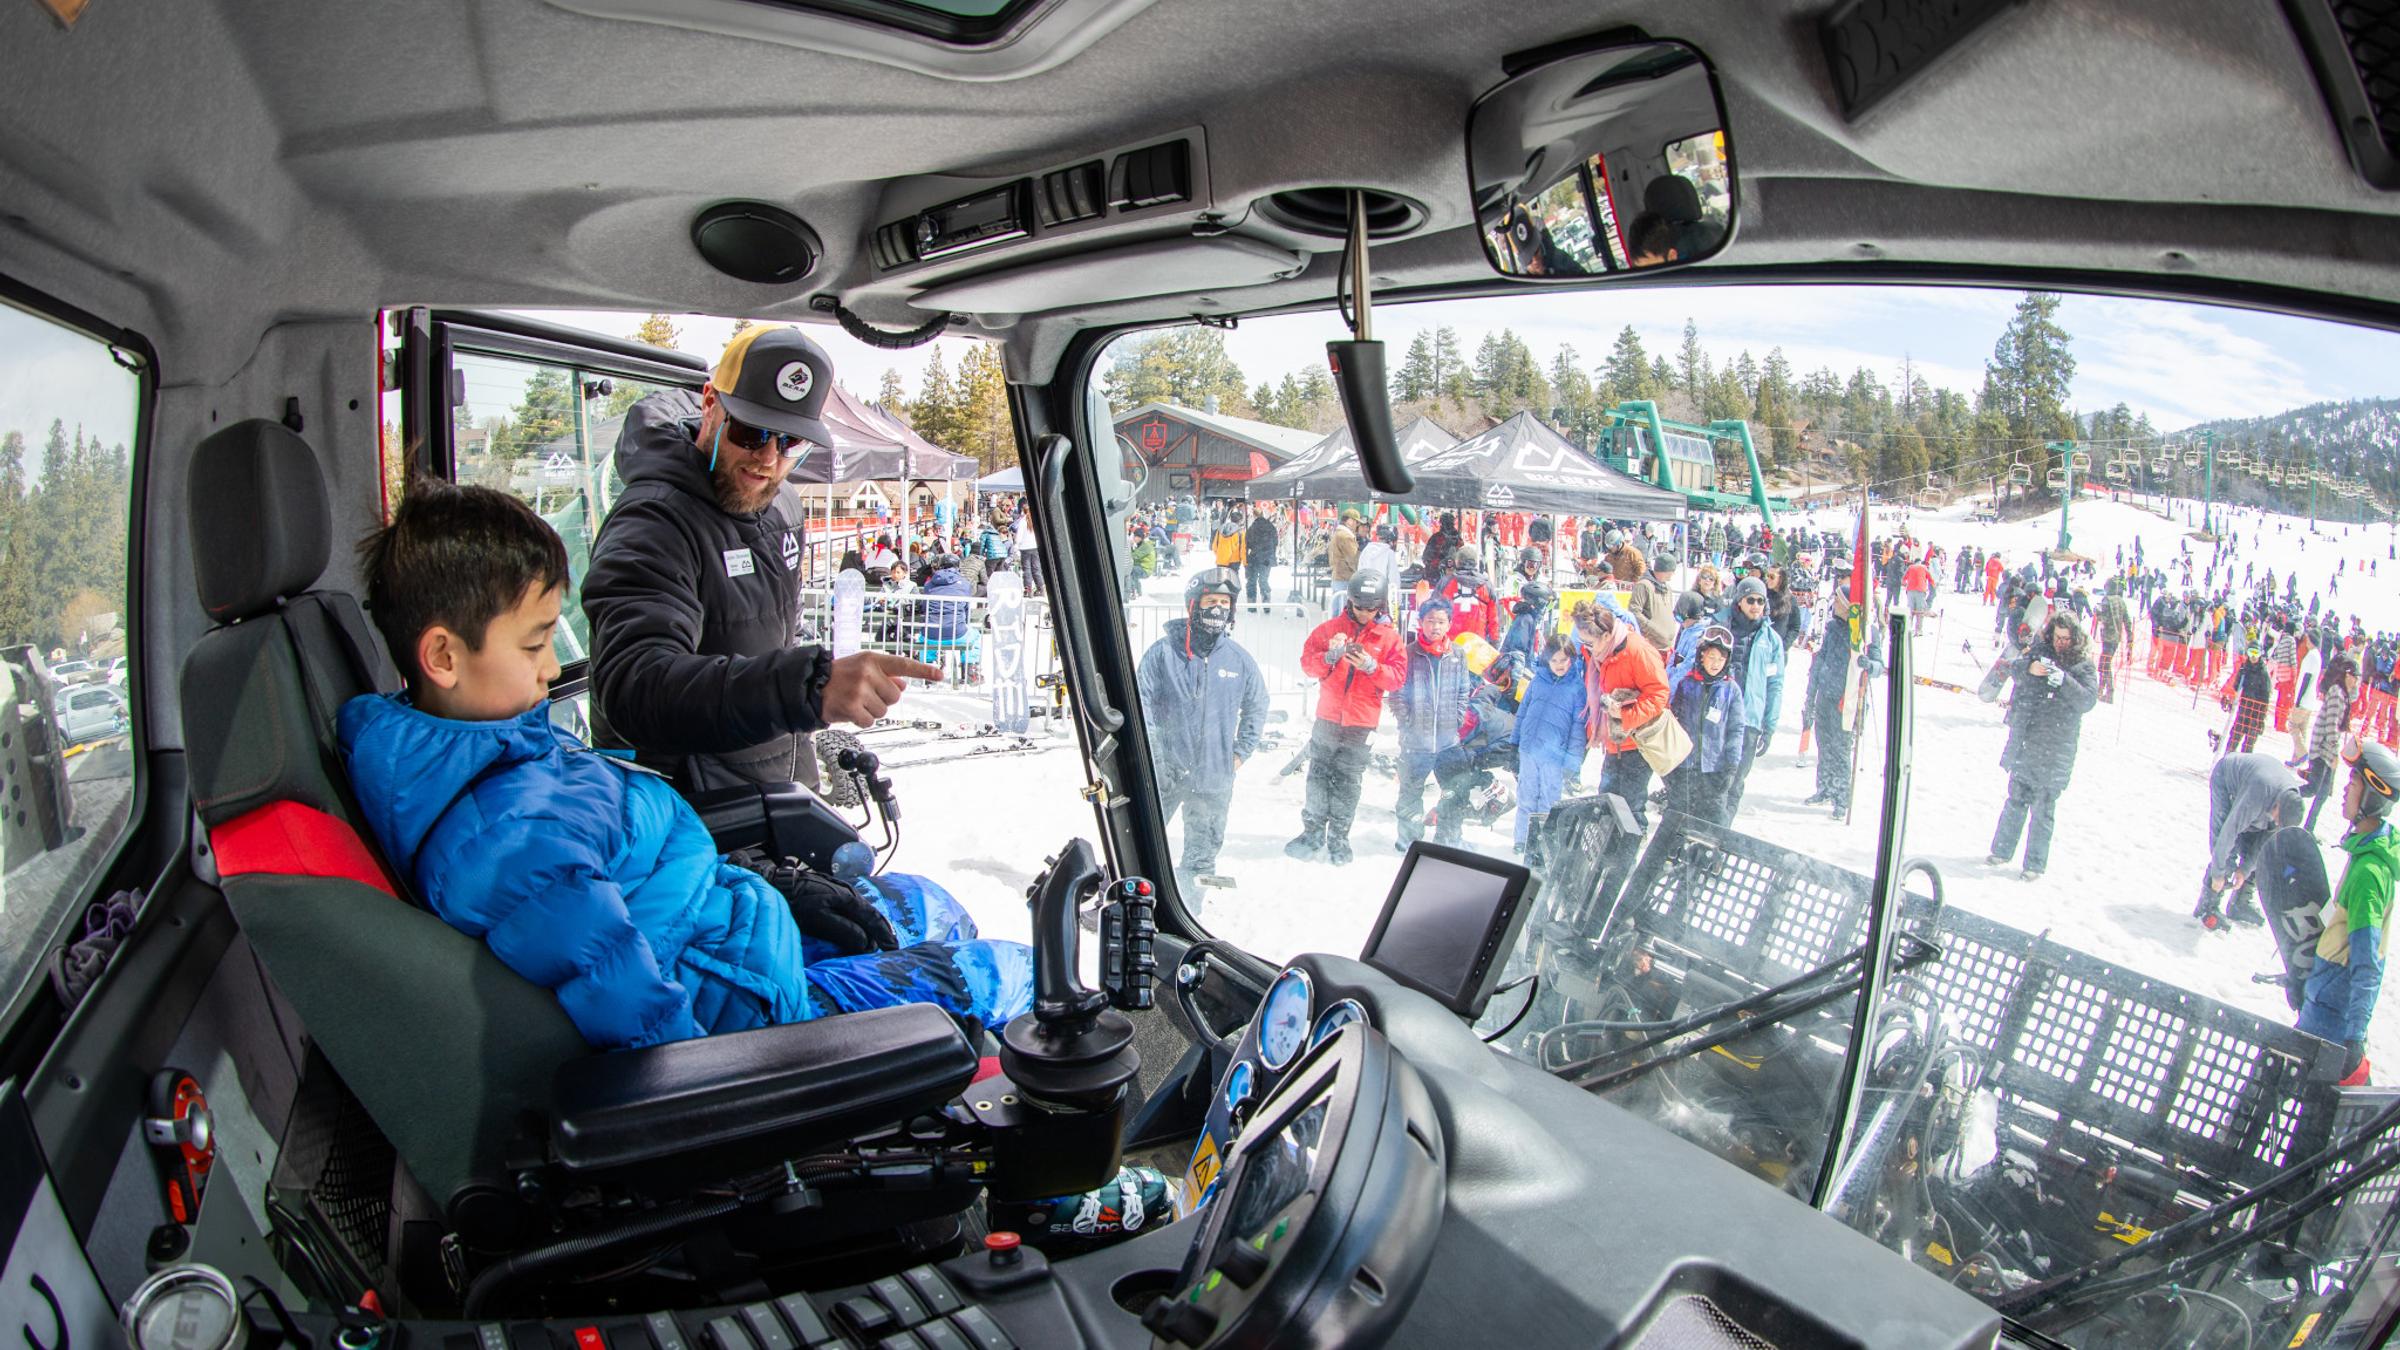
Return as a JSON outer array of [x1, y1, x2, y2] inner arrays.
[[1915, 486, 1944, 509], [2151, 451, 2174, 473], [2045, 466, 2068, 489], [2105, 460, 2129, 483], [2181, 447, 2203, 468], [2218, 448, 2246, 471], [2007, 459, 2034, 486], [2067, 449, 2091, 471]]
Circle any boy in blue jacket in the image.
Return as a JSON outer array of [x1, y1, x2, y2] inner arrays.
[[338, 482, 1035, 1052], [1665, 625, 1747, 825], [1513, 634, 1588, 860]]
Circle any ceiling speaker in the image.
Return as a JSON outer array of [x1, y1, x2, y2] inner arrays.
[[691, 201, 821, 285]]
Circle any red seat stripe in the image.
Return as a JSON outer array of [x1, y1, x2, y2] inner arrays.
[[211, 800, 397, 898]]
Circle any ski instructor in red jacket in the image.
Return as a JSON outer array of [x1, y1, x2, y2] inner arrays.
[[1286, 569, 1408, 865]]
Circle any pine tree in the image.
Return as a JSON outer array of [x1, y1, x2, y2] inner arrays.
[[502, 367, 576, 465], [1979, 292, 2078, 490], [1600, 326, 1651, 404], [913, 348, 962, 448], [954, 342, 1016, 471], [632, 313, 682, 349], [1677, 319, 1707, 397], [1394, 333, 1437, 401]]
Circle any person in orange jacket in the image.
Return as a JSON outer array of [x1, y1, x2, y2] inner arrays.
[[1286, 569, 1408, 866], [1575, 594, 1671, 829]]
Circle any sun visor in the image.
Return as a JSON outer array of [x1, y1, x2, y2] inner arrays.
[[906, 235, 1307, 318]]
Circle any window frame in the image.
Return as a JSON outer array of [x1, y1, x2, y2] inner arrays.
[[399, 308, 709, 698], [0, 269, 159, 1046]]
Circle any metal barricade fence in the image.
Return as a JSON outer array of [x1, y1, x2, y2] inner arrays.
[[790, 586, 1321, 714]]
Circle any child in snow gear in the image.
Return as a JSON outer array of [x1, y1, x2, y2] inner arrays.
[[343, 482, 1034, 1051], [1288, 570, 1407, 865], [1393, 596, 1472, 849], [2296, 739, 2400, 1085], [1136, 569, 1269, 899], [2302, 656, 2359, 832], [1986, 615, 2100, 880], [1514, 634, 1588, 861], [1434, 644, 1523, 841], [1665, 625, 1747, 825], [2221, 644, 2274, 755]]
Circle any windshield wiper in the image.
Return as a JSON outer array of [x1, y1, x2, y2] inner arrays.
[[1997, 1093, 2400, 1321], [1548, 931, 1939, 1093]]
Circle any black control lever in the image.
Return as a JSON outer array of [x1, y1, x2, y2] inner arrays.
[[1022, 839, 1107, 1025], [835, 747, 900, 822], [1100, 877, 1157, 1011]]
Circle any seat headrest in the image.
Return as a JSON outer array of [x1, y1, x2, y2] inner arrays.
[[191, 420, 331, 622], [1643, 173, 1702, 224]]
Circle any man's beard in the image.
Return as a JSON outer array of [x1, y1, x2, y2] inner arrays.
[[711, 459, 783, 515]]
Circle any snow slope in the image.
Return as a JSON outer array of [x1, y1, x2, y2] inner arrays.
[[876, 495, 2400, 1072]]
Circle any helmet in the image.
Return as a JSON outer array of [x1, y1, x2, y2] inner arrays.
[[1185, 568, 1239, 635], [933, 553, 959, 570], [1744, 550, 1770, 572], [1787, 566, 1819, 594], [1604, 528, 1627, 551], [1375, 523, 1399, 544], [1517, 546, 1541, 571], [1348, 569, 1391, 613], [2345, 739, 2397, 817]]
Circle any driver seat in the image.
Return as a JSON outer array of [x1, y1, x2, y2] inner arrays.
[[178, 421, 984, 1271]]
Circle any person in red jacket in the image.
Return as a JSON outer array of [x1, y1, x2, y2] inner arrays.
[[1439, 544, 1503, 644], [1903, 556, 1937, 635], [1287, 569, 1408, 865]]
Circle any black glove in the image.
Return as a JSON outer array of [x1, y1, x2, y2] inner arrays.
[[733, 849, 900, 955]]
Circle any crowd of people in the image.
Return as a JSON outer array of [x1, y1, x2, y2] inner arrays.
[[1129, 491, 2400, 1084]]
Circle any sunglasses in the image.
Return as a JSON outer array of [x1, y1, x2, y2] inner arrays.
[[722, 416, 815, 460]]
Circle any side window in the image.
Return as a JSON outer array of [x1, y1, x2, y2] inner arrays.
[[0, 297, 142, 1007]]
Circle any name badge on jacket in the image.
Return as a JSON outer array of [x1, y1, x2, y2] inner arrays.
[[724, 547, 756, 578]]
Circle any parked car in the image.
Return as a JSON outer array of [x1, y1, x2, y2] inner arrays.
[[47, 659, 98, 685], [56, 684, 127, 744]]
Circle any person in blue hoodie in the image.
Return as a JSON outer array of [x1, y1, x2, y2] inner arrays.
[[338, 481, 1036, 1052], [1664, 624, 1747, 825], [1512, 634, 1587, 861]]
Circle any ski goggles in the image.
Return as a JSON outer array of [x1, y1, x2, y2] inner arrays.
[[2343, 738, 2392, 797]]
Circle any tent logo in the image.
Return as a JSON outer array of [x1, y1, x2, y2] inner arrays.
[[1483, 482, 1516, 507], [543, 451, 575, 473], [1140, 420, 1168, 454]]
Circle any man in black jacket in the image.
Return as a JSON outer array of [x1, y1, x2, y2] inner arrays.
[[584, 327, 939, 795]]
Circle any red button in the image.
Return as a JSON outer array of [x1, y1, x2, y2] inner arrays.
[[1136, 880, 1152, 896], [574, 1326, 606, 1350], [985, 1230, 1023, 1266]]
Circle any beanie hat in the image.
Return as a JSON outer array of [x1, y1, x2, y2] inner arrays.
[[1731, 577, 1769, 604]]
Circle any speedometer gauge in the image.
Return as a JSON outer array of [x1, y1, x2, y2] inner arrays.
[[1310, 998, 1366, 1049], [1256, 968, 1313, 1069]]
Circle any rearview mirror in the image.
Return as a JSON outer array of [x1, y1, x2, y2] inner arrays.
[[1468, 38, 1736, 279]]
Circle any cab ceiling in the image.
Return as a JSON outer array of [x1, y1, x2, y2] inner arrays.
[[0, 0, 2395, 390]]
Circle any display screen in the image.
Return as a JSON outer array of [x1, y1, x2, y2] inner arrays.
[[1225, 1095, 1330, 1242], [1361, 849, 1526, 1011]]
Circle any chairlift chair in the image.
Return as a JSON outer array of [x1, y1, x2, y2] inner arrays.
[[2105, 460, 2129, 483], [2068, 449, 2091, 471], [2182, 447, 2204, 468], [2151, 450, 2175, 473], [2008, 459, 2034, 486], [2045, 466, 2068, 489]]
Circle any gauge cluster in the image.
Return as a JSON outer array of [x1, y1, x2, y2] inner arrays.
[[1183, 968, 1391, 1215]]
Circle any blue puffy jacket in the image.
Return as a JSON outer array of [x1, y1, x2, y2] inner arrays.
[[1513, 658, 1588, 770], [1669, 668, 1747, 773], [917, 567, 974, 640], [338, 694, 1032, 1050], [1670, 605, 1788, 736]]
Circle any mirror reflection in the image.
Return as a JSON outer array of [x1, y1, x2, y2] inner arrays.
[[1470, 41, 1735, 278]]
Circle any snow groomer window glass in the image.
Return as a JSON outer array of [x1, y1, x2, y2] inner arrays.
[[0, 296, 143, 1016], [1099, 288, 2400, 1347]]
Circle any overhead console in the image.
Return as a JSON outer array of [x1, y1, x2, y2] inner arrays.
[[870, 133, 1208, 276], [859, 130, 1313, 319]]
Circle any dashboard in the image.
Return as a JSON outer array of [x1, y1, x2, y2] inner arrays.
[[108, 954, 2001, 1350]]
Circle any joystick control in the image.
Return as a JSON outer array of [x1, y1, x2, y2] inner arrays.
[[1100, 876, 1157, 1011]]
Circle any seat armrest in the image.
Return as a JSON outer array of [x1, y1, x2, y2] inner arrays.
[[549, 1004, 979, 1182], [691, 781, 861, 872]]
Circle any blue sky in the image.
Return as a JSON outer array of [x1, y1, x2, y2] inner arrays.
[[517, 286, 2398, 437], [11, 283, 2384, 459]]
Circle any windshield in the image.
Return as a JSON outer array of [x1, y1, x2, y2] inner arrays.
[[1091, 285, 2400, 1348]]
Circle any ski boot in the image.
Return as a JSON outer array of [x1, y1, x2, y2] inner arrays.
[[1805, 790, 1832, 806], [2194, 890, 2226, 931], [1326, 836, 1354, 866], [2227, 891, 2266, 927], [1283, 829, 1325, 862]]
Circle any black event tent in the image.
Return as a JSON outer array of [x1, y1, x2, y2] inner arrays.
[[1408, 412, 1686, 519], [1249, 415, 1460, 500]]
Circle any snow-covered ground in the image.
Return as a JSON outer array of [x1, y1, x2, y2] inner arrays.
[[874, 494, 2400, 1072]]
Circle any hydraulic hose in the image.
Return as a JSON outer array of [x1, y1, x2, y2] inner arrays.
[[460, 1194, 747, 1317]]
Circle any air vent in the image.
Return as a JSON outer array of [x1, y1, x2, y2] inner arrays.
[[1256, 188, 1425, 239], [2284, 0, 2400, 189]]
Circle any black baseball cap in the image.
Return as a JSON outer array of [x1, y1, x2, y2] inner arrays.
[[711, 326, 834, 448]]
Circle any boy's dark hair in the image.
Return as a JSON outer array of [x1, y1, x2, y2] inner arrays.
[[1626, 211, 1674, 262], [358, 480, 571, 687]]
